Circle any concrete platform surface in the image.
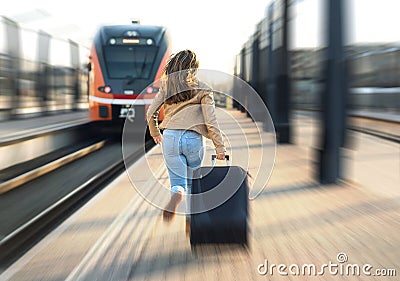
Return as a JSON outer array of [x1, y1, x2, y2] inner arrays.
[[0, 109, 398, 281]]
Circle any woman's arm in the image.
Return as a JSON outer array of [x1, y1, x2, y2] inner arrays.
[[201, 92, 226, 154], [146, 90, 165, 137]]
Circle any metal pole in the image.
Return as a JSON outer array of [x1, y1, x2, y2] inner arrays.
[[250, 35, 263, 121], [69, 39, 81, 111], [275, 0, 291, 143], [239, 48, 246, 113], [232, 55, 239, 109], [266, 0, 291, 142], [318, 0, 348, 183], [265, 2, 276, 131], [37, 30, 51, 115], [4, 17, 21, 118]]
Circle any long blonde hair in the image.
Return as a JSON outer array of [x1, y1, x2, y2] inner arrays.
[[162, 49, 199, 104]]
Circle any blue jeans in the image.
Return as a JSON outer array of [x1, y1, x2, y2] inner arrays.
[[162, 129, 204, 209]]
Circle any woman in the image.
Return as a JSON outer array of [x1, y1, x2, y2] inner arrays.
[[146, 50, 226, 230]]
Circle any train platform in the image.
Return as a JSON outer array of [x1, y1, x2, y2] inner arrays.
[[0, 111, 89, 144], [1, 109, 398, 281]]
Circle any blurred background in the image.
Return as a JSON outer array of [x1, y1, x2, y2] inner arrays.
[[1, 0, 399, 117], [0, 0, 398, 279]]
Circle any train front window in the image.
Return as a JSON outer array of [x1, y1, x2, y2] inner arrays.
[[104, 46, 158, 79]]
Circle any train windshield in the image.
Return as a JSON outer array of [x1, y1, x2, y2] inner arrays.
[[103, 46, 158, 79]]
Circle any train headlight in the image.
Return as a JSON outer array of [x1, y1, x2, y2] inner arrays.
[[127, 31, 139, 37], [146, 86, 153, 94], [98, 85, 112, 93], [109, 38, 116, 45], [104, 86, 112, 93], [146, 38, 153, 45]]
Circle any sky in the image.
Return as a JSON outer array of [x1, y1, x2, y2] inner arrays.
[[2, 0, 400, 73]]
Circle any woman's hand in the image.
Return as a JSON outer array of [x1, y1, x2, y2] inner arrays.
[[153, 135, 163, 145], [216, 152, 225, 160]]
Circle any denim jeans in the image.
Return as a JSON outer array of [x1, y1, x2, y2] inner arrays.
[[162, 129, 204, 214]]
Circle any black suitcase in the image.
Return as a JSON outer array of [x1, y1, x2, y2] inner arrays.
[[190, 155, 248, 245]]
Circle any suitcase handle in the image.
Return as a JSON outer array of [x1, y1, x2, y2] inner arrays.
[[211, 154, 230, 167]]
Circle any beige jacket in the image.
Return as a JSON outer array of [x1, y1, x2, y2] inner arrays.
[[146, 84, 226, 154]]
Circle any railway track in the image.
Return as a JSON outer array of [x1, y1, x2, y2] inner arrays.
[[0, 124, 152, 267], [348, 125, 399, 143], [295, 110, 400, 143], [348, 115, 399, 143]]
